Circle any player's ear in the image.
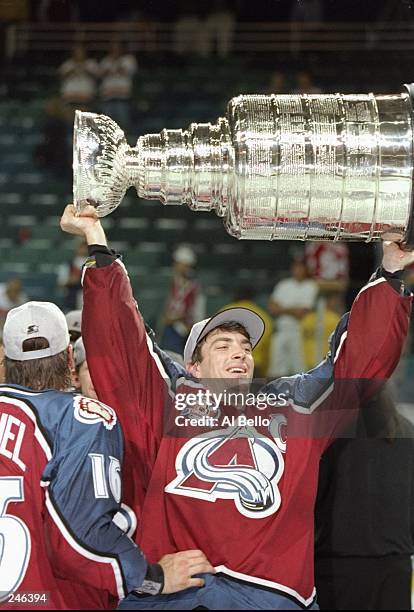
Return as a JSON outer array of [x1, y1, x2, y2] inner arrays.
[[187, 360, 201, 378], [67, 344, 75, 372]]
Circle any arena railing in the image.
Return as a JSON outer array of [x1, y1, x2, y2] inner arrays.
[[5, 21, 414, 57]]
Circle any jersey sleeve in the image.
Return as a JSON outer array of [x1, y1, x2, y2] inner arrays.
[[43, 396, 148, 600], [82, 258, 171, 443], [271, 273, 411, 449]]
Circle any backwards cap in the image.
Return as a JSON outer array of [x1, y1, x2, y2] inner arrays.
[[3, 301, 70, 361]]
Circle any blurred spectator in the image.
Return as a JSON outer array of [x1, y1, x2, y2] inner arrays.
[[305, 242, 349, 289], [266, 70, 287, 94], [301, 290, 342, 370], [293, 71, 322, 94], [159, 245, 205, 356], [290, 0, 324, 55], [17, 227, 30, 245], [58, 44, 99, 111], [315, 387, 414, 610], [200, 0, 235, 58], [120, 8, 158, 52], [0, 279, 28, 330], [65, 309, 82, 344], [223, 285, 273, 378], [99, 39, 137, 128], [173, 9, 202, 56], [305, 242, 349, 312], [268, 258, 318, 377], [58, 240, 88, 311], [34, 96, 73, 182]]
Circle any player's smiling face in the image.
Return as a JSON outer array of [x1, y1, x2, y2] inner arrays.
[[189, 328, 254, 382]]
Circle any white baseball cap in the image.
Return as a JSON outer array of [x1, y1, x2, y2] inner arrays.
[[3, 301, 70, 361], [65, 310, 82, 334], [73, 336, 86, 368], [183, 307, 265, 365]]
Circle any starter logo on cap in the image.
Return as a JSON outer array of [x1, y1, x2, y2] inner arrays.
[[74, 396, 117, 430]]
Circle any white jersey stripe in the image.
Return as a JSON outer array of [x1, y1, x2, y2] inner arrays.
[[45, 490, 126, 600], [289, 381, 334, 415], [215, 564, 316, 607], [355, 276, 386, 300], [145, 335, 177, 402], [334, 331, 348, 364], [0, 386, 43, 397], [0, 395, 52, 461]]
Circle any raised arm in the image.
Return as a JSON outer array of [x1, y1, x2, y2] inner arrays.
[[333, 242, 413, 381], [60, 204, 171, 437], [264, 242, 413, 447]]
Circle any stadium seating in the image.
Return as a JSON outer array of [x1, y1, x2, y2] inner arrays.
[[1, 49, 411, 321]]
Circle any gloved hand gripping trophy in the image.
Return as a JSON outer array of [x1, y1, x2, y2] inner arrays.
[[73, 85, 414, 243]]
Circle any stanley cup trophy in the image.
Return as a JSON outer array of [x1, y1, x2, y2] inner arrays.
[[73, 85, 414, 243]]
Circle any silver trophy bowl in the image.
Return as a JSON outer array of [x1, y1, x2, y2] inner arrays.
[[73, 86, 414, 243]]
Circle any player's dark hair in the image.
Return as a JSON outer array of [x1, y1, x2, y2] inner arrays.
[[191, 321, 251, 364], [69, 330, 81, 344], [4, 337, 71, 391]]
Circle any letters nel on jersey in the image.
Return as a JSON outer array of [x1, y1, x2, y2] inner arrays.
[[0, 413, 26, 471]]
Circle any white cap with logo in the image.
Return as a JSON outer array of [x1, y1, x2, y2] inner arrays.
[[3, 301, 70, 361], [65, 310, 82, 334], [73, 337, 86, 368], [183, 307, 265, 365]]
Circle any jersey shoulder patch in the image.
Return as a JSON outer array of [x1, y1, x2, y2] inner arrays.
[[73, 395, 117, 430]]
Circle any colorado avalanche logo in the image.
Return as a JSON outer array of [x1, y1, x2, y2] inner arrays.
[[165, 426, 285, 519], [73, 396, 117, 431]]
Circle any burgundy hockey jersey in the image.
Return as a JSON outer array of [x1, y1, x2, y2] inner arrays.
[[82, 258, 411, 607], [0, 386, 147, 609]]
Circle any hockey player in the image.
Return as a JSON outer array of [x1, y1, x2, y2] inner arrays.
[[61, 203, 414, 610], [0, 300, 213, 609]]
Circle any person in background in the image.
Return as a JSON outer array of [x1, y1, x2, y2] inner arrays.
[[173, 7, 202, 57], [58, 240, 88, 311], [200, 0, 235, 58], [305, 242, 349, 294], [99, 38, 137, 128], [72, 336, 97, 399], [224, 285, 273, 377], [315, 387, 414, 610], [301, 291, 342, 371], [159, 244, 205, 356], [266, 70, 287, 94], [0, 278, 28, 330], [65, 309, 82, 344], [293, 71, 322, 95], [34, 96, 73, 183], [268, 257, 318, 377], [58, 44, 99, 111]]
